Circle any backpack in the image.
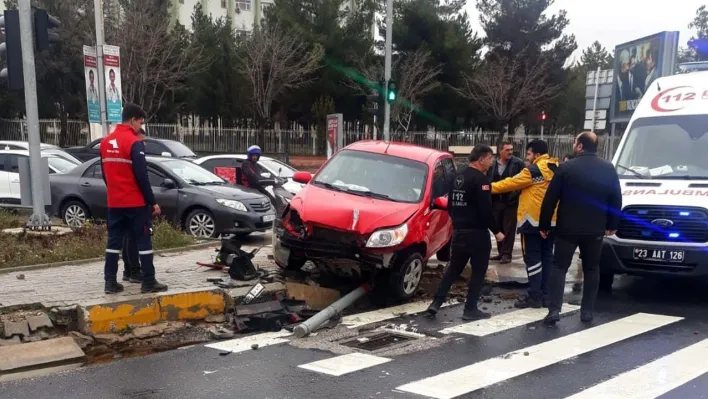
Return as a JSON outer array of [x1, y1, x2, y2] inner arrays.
[[215, 237, 260, 281]]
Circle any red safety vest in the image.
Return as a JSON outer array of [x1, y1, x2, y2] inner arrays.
[[100, 124, 145, 208]]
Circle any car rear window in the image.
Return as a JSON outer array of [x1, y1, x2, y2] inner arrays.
[[313, 149, 428, 203]]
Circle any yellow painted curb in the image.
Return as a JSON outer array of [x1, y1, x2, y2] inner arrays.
[[78, 290, 225, 335]]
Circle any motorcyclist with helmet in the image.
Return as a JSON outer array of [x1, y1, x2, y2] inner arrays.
[[242, 145, 277, 204]]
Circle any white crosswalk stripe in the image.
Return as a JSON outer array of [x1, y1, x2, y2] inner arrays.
[[439, 304, 580, 337], [298, 353, 392, 376], [396, 313, 684, 399], [565, 338, 708, 399]]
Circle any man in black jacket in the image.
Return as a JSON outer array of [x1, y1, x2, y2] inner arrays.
[[427, 144, 505, 321], [488, 141, 525, 263], [539, 132, 622, 324]]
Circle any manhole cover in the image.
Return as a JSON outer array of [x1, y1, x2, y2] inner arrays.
[[341, 332, 416, 351]]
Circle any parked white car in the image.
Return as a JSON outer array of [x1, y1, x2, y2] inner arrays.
[[193, 154, 305, 196], [0, 149, 80, 205], [0, 140, 83, 165]]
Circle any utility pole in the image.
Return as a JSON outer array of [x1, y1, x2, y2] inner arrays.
[[18, 0, 50, 229], [382, 0, 392, 142], [94, 0, 109, 136]]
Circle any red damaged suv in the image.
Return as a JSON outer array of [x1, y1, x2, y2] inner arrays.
[[272, 141, 455, 300]]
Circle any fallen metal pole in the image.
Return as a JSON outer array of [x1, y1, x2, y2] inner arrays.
[[293, 283, 370, 338]]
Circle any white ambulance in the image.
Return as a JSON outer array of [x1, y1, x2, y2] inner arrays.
[[601, 63, 708, 289]]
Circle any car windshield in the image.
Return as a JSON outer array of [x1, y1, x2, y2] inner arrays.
[[313, 149, 428, 203], [615, 115, 708, 179], [160, 140, 197, 158], [161, 159, 225, 185], [260, 159, 296, 178], [46, 156, 78, 174]]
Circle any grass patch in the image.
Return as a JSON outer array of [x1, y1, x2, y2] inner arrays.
[[0, 211, 196, 269]]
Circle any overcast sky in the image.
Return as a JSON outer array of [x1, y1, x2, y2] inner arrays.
[[464, 0, 705, 61]]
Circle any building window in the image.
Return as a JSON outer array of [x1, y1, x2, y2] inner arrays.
[[221, 0, 226, 8], [236, 0, 251, 11]]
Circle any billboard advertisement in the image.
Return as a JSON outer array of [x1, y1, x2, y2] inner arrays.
[[83, 46, 100, 123], [610, 31, 680, 123], [103, 44, 123, 123]]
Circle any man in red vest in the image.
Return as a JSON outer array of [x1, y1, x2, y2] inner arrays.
[[100, 104, 167, 294]]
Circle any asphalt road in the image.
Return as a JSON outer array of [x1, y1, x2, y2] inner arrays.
[[2, 275, 708, 399]]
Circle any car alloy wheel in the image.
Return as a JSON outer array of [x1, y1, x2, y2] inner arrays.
[[64, 204, 87, 228], [402, 257, 424, 296], [188, 212, 216, 238]]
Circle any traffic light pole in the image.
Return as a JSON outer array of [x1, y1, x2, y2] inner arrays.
[[382, 0, 392, 143], [18, 0, 50, 229], [94, 0, 109, 136]]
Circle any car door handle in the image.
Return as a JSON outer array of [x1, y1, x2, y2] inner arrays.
[[81, 182, 91, 187]]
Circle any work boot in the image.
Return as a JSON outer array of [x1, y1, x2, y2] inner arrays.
[[580, 311, 594, 323], [514, 295, 542, 309], [123, 272, 142, 284], [543, 310, 561, 325], [105, 281, 125, 294], [426, 299, 443, 317], [490, 254, 502, 261], [500, 255, 512, 264], [462, 308, 491, 321], [572, 282, 582, 293], [141, 281, 169, 293]]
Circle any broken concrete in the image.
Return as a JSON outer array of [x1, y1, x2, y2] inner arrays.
[[68, 331, 95, 349], [0, 337, 21, 347], [27, 314, 53, 332], [0, 336, 85, 382], [286, 282, 340, 310], [2, 320, 30, 339]]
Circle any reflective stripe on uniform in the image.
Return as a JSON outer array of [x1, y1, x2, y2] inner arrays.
[[102, 157, 133, 164], [106, 249, 121, 254], [528, 262, 542, 272], [138, 250, 153, 255]]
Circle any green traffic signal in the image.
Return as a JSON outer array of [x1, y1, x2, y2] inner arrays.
[[387, 80, 397, 104]]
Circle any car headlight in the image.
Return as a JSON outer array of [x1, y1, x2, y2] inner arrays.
[[216, 199, 247, 212], [366, 224, 408, 248]]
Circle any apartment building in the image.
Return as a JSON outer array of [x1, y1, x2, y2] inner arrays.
[[172, 0, 360, 33]]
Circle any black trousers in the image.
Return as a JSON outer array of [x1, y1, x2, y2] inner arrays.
[[105, 207, 155, 283], [548, 234, 604, 313], [434, 229, 491, 311], [122, 233, 140, 278]]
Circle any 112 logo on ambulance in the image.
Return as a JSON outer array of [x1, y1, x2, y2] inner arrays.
[[650, 86, 708, 112]]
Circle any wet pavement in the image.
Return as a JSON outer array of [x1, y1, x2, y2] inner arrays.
[[2, 274, 708, 399]]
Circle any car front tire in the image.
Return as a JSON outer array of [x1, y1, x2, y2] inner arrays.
[[62, 200, 90, 229], [373, 251, 425, 304], [185, 208, 218, 238]]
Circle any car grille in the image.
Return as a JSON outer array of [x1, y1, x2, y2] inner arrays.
[[617, 205, 708, 243], [247, 199, 272, 213], [310, 226, 361, 247]]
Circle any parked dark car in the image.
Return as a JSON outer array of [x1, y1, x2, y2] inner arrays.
[[50, 157, 275, 238], [65, 138, 197, 162]]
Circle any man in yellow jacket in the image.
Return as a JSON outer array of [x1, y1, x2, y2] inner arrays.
[[492, 140, 559, 308]]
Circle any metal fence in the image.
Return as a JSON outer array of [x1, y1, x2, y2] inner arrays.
[[0, 118, 621, 159]]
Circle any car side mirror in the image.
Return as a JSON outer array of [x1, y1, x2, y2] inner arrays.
[[161, 152, 172, 157], [162, 178, 176, 189], [293, 171, 312, 184], [433, 196, 448, 210]]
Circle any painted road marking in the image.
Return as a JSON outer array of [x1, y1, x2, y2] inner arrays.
[[205, 330, 291, 353], [298, 353, 392, 376], [341, 300, 456, 329], [396, 313, 683, 399], [566, 338, 708, 399], [440, 304, 580, 337]]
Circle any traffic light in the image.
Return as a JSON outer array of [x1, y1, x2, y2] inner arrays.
[[541, 111, 546, 121], [33, 9, 60, 52], [0, 10, 24, 90], [386, 80, 397, 103], [366, 87, 380, 114]]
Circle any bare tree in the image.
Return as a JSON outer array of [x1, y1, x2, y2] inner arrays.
[[344, 48, 442, 134], [454, 50, 563, 144], [238, 25, 322, 128], [104, 0, 207, 119]]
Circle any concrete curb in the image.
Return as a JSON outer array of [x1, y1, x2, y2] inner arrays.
[[0, 241, 219, 275], [78, 283, 286, 335]]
